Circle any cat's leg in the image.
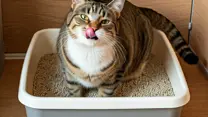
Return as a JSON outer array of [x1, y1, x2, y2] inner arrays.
[[64, 72, 84, 97], [98, 78, 120, 97]]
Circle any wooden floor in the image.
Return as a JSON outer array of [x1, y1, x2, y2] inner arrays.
[[0, 59, 208, 117], [0, 60, 26, 117]]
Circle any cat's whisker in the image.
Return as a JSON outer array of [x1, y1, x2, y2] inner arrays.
[[101, 37, 119, 65], [104, 34, 127, 57], [102, 34, 127, 64], [101, 36, 126, 67], [114, 45, 126, 65]]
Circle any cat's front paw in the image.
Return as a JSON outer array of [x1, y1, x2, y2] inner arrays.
[[98, 91, 114, 97], [98, 86, 117, 97]]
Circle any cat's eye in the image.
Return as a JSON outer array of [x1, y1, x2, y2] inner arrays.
[[80, 14, 89, 21], [101, 19, 110, 25]]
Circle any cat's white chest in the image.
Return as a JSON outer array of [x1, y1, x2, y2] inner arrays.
[[65, 39, 114, 76]]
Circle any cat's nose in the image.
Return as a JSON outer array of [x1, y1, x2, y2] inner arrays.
[[85, 27, 98, 40]]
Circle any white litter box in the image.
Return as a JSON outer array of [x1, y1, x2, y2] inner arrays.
[[18, 28, 190, 117]]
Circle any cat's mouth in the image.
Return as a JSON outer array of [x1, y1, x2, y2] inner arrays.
[[85, 27, 98, 41], [87, 36, 98, 40]]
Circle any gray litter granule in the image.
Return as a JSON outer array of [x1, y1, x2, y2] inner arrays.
[[33, 53, 174, 97]]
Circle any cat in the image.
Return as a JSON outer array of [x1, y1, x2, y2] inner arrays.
[[56, 0, 199, 97]]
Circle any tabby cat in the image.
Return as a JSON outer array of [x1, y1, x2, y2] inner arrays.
[[57, 0, 198, 97]]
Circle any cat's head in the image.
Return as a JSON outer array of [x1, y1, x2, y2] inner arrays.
[[67, 0, 125, 47]]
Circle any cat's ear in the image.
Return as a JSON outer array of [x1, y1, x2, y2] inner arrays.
[[71, 0, 85, 9], [107, 0, 125, 17]]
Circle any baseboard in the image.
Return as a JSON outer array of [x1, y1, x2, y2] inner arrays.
[[5, 53, 26, 60]]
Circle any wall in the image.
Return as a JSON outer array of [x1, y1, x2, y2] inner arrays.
[[130, 0, 191, 40], [0, 0, 4, 77], [191, 0, 208, 68], [2, 0, 72, 53], [2, 0, 191, 53]]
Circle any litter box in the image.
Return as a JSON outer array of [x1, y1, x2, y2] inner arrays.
[[18, 28, 190, 117]]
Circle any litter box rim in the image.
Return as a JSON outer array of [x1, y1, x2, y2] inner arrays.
[[18, 28, 190, 110]]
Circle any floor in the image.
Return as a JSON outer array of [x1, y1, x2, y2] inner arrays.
[[0, 59, 208, 117]]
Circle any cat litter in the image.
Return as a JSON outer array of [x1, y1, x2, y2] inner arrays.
[[32, 53, 174, 97]]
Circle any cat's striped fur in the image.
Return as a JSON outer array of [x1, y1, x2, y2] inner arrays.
[[57, 0, 198, 97]]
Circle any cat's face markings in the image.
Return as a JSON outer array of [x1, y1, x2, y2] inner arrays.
[[68, 1, 118, 47]]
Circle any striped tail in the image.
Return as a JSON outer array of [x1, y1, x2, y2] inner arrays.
[[139, 8, 199, 64]]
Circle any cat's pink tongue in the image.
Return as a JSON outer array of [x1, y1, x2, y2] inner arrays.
[[85, 27, 98, 40]]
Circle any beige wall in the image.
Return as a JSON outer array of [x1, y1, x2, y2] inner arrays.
[[2, 0, 191, 53], [191, 0, 208, 68]]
